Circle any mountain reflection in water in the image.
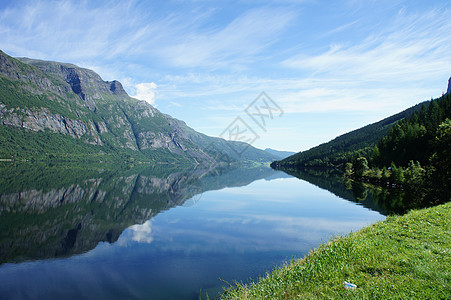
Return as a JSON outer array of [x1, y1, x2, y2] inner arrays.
[[0, 163, 276, 263]]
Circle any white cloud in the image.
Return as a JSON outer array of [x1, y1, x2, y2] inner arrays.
[[131, 82, 158, 105], [129, 220, 154, 244]]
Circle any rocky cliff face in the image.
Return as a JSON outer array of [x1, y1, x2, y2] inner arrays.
[[447, 77, 451, 95], [0, 50, 276, 163], [0, 104, 104, 144]]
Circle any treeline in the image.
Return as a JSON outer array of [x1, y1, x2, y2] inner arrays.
[[345, 93, 451, 205]]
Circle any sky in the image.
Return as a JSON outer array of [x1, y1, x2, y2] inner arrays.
[[0, 0, 450, 152]]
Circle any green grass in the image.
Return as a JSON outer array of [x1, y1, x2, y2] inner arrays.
[[222, 202, 450, 299]]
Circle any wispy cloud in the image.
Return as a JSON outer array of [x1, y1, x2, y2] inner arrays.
[[154, 6, 451, 115], [0, 0, 151, 61], [282, 7, 451, 84], [155, 7, 297, 69], [0, 1, 296, 71]]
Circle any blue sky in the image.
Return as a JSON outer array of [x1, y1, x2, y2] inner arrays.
[[1, 0, 450, 151]]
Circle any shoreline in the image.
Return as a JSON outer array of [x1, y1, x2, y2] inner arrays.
[[222, 202, 450, 299]]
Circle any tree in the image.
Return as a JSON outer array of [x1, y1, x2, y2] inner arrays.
[[389, 162, 404, 185], [370, 145, 380, 165], [428, 119, 451, 203], [344, 162, 353, 177], [404, 160, 425, 194], [354, 157, 369, 177]]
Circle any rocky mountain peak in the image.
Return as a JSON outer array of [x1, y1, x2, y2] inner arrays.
[[0, 50, 22, 79], [108, 80, 127, 96], [15, 56, 127, 109], [447, 77, 451, 95]]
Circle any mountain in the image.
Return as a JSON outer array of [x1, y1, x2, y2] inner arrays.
[[272, 101, 427, 169], [264, 148, 296, 159], [0, 50, 277, 164]]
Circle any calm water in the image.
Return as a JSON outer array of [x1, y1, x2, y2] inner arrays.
[[0, 164, 385, 299]]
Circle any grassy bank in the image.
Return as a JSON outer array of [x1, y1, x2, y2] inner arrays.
[[222, 202, 450, 299]]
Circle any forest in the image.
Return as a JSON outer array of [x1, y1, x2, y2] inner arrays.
[[272, 93, 451, 206], [347, 93, 450, 205]]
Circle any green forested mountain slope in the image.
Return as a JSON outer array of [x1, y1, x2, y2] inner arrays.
[[0, 50, 276, 164], [369, 93, 451, 204], [272, 91, 451, 205], [374, 93, 451, 167], [272, 101, 426, 169]]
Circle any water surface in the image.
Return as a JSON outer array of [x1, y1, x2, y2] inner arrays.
[[0, 164, 385, 299]]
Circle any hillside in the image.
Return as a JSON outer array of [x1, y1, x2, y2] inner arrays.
[[0, 50, 276, 164], [272, 90, 451, 206], [271, 101, 427, 169]]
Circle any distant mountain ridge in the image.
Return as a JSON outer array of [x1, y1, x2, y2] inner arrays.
[[264, 148, 296, 159], [0, 50, 277, 164]]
